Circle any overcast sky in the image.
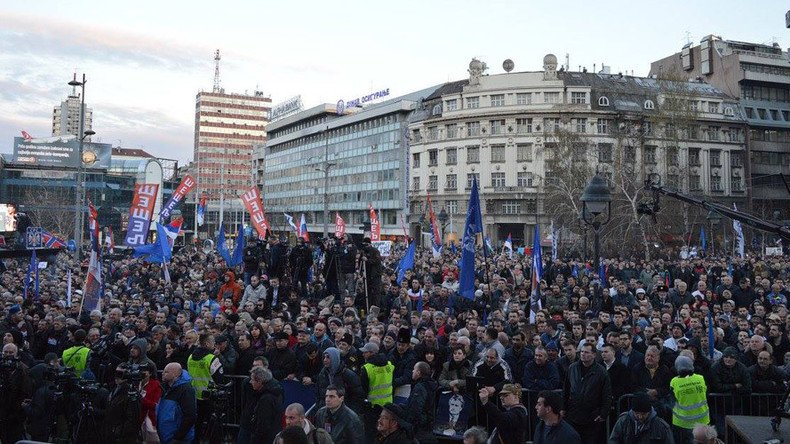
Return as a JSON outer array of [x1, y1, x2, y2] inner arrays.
[[0, 1, 786, 164]]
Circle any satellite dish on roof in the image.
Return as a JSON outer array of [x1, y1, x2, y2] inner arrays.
[[503, 59, 514, 73]]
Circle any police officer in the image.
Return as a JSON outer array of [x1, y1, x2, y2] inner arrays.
[[187, 333, 224, 444], [670, 355, 709, 444], [62, 329, 91, 377], [361, 342, 395, 443]]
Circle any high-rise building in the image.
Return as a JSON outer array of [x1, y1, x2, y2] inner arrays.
[[193, 90, 270, 236], [52, 93, 93, 139], [650, 35, 790, 215]]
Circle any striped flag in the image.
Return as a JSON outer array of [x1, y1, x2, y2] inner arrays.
[[529, 225, 543, 324]]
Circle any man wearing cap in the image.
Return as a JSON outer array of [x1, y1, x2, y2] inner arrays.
[[361, 341, 394, 407], [478, 382, 529, 444], [214, 334, 238, 374], [267, 331, 298, 380], [62, 328, 91, 377], [375, 402, 413, 444], [609, 392, 674, 443], [337, 332, 363, 374], [711, 346, 751, 395], [388, 328, 416, 403], [664, 323, 687, 352], [670, 355, 709, 444]]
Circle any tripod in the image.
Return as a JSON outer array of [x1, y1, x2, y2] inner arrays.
[[206, 404, 234, 444], [70, 397, 103, 444]]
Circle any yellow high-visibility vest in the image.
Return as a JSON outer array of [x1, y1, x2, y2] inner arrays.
[[671, 373, 709, 429], [363, 361, 395, 406]]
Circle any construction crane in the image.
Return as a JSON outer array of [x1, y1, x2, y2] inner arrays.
[[638, 173, 790, 242]]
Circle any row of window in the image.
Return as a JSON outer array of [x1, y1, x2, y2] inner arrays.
[[412, 172, 536, 192], [744, 107, 790, 122]]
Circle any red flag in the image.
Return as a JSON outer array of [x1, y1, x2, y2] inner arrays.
[[369, 204, 380, 241], [240, 186, 269, 238], [335, 212, 346, 239]]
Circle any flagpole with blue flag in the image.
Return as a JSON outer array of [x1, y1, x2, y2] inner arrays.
[[529, 224, 543, 323], [32, 249, 39, 299], [700, 226, 707, 253], [707, 309, 715, 360], [396, 240, 416, 286], [459, 177, 483, 300], [216, 223, 232, 265]]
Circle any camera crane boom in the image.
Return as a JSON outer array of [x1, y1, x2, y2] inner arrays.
[[638, 173, 790, 242]]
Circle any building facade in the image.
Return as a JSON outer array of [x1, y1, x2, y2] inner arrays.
[[650, 35, 790, 217], [193, 90, 271, 236], [408, 56, 746, 247], [52, 93, 93, 139], [260, 87, 440, 239]]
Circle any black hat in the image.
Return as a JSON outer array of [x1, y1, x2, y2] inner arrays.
[[631, 393, 652, 413], [73, 329, 87, 343], [215, 334, 230, 344], [656, 284, 669, 292], [273, 332, 289, 341], [382, 403, 411, 430], [338, 333, 354, 346], [397, 327, 411, 344]]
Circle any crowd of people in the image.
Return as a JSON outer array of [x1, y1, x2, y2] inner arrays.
[[0, 232, 787, 444]]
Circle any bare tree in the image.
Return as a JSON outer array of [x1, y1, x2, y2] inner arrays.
[[23, 186, 76, 238]]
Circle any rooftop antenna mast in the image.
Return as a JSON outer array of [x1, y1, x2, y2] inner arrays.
[[213, 49, 222, 93]]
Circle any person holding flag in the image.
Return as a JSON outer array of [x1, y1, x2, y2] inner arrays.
[[503, 233, 514, 259], [529, 225, 543, 324], [427, 194, 442, 259], [459, 177, 482, 301]]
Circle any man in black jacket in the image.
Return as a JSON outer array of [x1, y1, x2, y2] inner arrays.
[[479, 383, 530, 444], [266, 332, 298, 380], [388, 328, 416, 401], [405, 361, 438, 443], [289, 238, 313, 296], [105, 364, 142, 444], [337, 236, 358, 298], [563, 342, 612, 444], [238, 367, 283, 444], [0, 343, 33, 444]]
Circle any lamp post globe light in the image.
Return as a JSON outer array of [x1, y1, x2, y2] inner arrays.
[[706, 210, 722, 256], [69, 73, 94, 261], [580, 174, 612, 266]]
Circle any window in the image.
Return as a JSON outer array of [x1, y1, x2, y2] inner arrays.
[[466, 97, 479, 109], [446, 147, 457, 165], [667, 147, 679, 166], [466, 173, 480, 189], [575, 118, 587, 133], [445, 174, 457, 190], [724, 106, 734, 116], [688, 148, 701, 166], [412, 176, 420, 191], [432, 104, 442, 116], [467, 146, 479, 163], [644, 146, 657, 164], [428, 175, 438, 191], [571, 143, 586, 162], [491, 172, 506, 188], [689, 174, 701, 191], [758, 109, 767, 119], [544, 118, 560, 133], [412, 153, 420, 168], [706, 126, 720, 141], [644, 99, 655, 110], [446, 123, 458, 138], [490, 94, 505, 107], [517, 172, 535, 187], [447, 200, 458, 214], [467, 122, 480, 136], [731, 176, 743, 192], [427, 126, 439, 141], [783, 110, 790, 121], [516, 118, 532, 133], [516, 93, 532, 105], [598, 143, 613, 162], [643, 121, 653, 135], [516, 143, 533, 162], [544, 92, 561, 103], [771, 109, 779, 120], [687, 125, 699, 140], [689, 101, 698, 111], [709, 150, 721, 167], [745, 107, 755, 119], [710, 175, 722, 192], [596, 118, 610, 134], [730, 151, 743, 167], [570, 92, 587, 104], [708, 102, 719, 113], [502, 200, 521, 214], [445, 99, 458, 111], [598, 96, 610, 106], [412, 129, 422, 142], [428, 149, 438, 166], [491, 144, 506, 163], [490, 120, 505, 135]]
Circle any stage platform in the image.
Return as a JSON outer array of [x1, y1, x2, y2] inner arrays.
[[726, 415, 789, 443]]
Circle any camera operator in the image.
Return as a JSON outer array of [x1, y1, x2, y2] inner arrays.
[[62, 329, 91, 377], [337, 234, 358, 298], [0, 343, 33, 443], [289, 237, 314, 297], [243, 237, 262, 286], [187, 332, 224, 443], [24, 353, 60, 442], [359, 237, 383, 308], [105, 363, 142, 444]]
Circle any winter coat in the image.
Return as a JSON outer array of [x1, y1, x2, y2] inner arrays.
[[157, 369, 196, 444], [533, 419, 581, 444], [711, 360, 752, 394], [472, 357, 513, 392], [104, 381, 141, 444], [240, 282, 266, 307], [267, 346, 299, 380], [216, 271, 242, 304], [405, 376, 438, 435], [438, 358, 472, 392], [388, 347, 417, 389], [749, 364, 785, 393], [523, 360, 561, 391], [482, 402, 530, 444], [129, 338, 159, 374], [317, 347, 365, 413], [503, 346, 534, 385], [609, 409, 674, 444], [314, 403, 365, 444], [563, 361, 612, 425], [243, 379, 284, 443]]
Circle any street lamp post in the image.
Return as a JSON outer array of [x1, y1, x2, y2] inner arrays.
[[437, 207, 448, 244], [316, 128, 336, 239], [581, 175, 612, 265], [68, 73, 95, 261], [707, 210, 722, 256]]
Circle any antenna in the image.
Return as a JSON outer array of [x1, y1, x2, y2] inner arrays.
[[684, 31, 692, 45], [566, 53, 570, 71], [213, 49, 222, 93]]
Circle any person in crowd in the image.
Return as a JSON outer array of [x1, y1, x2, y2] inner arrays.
[[462, 426, 489, 444], [712, 346, 752, 395], [316, 346, 365, 412], [278, 403, 334, 444], [601, 343, 632, 402], [472, 347, 513, 393], [105, 364, 142, 444], [314, 385, 365, 444], [439, 345, 473, 394], [158, 363, 196, 444], [503, 331, 533, 384], [522, 345, 561, 390], [692, 424, 724, 444], [478, 383, 530, 444], [0, 343, 33, 444], [563, 342, 612, 444], [267, 331, 298, 380], [405, 361, 437, 443], [375, 402, 414, 444], [609, 392, 674, 443], [532, 389, 580, 443], [238, 366, 283, 444], [213, 334, 238, 374], [139, 362, 162, 433], [187, 332, 224, 443], [670, 355, 709, 444], [749, 350, 785, 393]]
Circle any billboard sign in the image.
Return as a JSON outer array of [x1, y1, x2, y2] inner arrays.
[[13, 137, 112, 169], [270, 95, 303, 122]]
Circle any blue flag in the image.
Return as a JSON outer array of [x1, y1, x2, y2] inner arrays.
[[707, 309, 715, 360], [132, 223, 173, 264], [216, 223, 232, 265], [229, 224, 245, 267], [459, 177, 483, 300], [599, 260, 606, 285], [529, 224, 543, 323], [32, 249, 39, 299], [700, 227, 707, 252], [397, 240, 416, 285]]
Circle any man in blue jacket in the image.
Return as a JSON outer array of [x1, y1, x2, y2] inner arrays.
[[158, 363, 196, 444], [522, 346, 560, 391]]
